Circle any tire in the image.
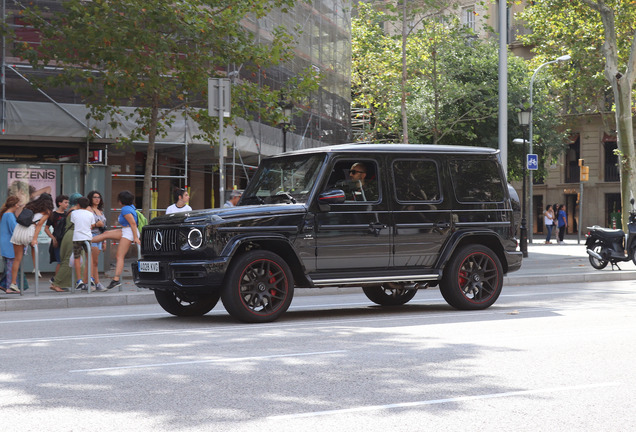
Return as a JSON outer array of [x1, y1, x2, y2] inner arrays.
[[440, 244, 503, 310], [221, 250, 294, 323], [362, 284, 418, 306], [154, 290, 220, 317], [588, 243, 609, 270]]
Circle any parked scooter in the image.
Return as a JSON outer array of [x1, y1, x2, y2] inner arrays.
[[586, 198, 636, 270]]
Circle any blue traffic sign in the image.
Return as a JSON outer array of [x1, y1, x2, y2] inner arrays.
[[527, 154, 539, 170]]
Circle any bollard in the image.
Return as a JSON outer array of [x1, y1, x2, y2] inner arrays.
[[34, 244, 39, 296], [85, 240, 92, 294]]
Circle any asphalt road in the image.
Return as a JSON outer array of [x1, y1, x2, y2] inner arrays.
[[2, 280, 636, 431]]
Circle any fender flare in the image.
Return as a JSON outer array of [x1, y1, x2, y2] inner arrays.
[[435, 230, 509, 273], [220, 233, 311, 287]]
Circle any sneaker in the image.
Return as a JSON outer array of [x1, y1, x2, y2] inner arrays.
[[95, 283, 107, 292], [32, 270, 42, 278], [75, 279, 87, 291], [90, 278, 97, 288], [49, 276, 55, 284], [106, 279, 121, 290]]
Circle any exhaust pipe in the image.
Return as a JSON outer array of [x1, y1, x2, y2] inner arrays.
[[586, 249, 604, 261]]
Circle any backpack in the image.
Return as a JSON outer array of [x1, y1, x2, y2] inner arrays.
[[16, 208, 35, 227], [136, 210, 148, 232], [52, 213, 68, 243]]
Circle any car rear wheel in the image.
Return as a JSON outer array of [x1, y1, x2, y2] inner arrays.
[[440, 244, 503, 310], [154, 290, 220, 317], [221, 250, 294, 323], [362, 284, 418, 306]]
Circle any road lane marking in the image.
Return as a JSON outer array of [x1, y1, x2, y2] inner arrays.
[[69, 350, 347, 373], [268, 382, 621, 420]]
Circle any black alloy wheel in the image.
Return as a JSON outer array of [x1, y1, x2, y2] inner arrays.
[[154, 290, 220, 317], [440, 244, 503, 310], [221, 250, 294, 323], [362, 284, 418, 306]]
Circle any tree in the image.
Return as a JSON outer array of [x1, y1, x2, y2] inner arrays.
[[352, 2, 565, 180], [8, 0, 317, 215], [520, 0, 636, 227]]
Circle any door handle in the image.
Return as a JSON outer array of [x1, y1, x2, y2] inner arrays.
[[368, 223, 387, 236], [434, 222, 451, 229]]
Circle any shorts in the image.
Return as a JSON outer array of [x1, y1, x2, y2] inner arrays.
[[91, 233, 103, 250], [121, 226, 139, 242], [72, 240, 89, 258], [10, 224, 35, 246]]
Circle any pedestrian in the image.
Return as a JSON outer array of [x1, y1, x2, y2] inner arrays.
[[165, 187, 192, 214], [49, 192, 82, 293], [0, 196, 21, 293], [70, 197, 102, 291], [87, 190, 107, 291], [91, 190, 140, 290], [543, 204, 555, 244], [223, 190, 242, 208], [44, 194, 69, 282], [557, 204, 567, 244], [9, 193, 54, 293]]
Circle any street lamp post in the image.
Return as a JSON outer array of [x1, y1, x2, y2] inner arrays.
[[278, 97, 293, 153], [517, 108, 532, 258], [527, 54, 571, 243]]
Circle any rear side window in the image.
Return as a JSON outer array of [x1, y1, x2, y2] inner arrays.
[[392, 159, 441, 202], [450, 159, 504, 203]]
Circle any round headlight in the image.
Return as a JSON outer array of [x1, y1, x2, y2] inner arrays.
[[187, 228, 203, 249]]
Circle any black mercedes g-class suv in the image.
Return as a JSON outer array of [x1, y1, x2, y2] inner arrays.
[[133, 143, 522, 323]]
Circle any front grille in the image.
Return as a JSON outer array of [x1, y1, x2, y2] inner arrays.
[[142, 227, 180, 253]]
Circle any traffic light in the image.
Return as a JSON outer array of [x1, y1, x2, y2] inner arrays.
[[581, 165, 589, 182]]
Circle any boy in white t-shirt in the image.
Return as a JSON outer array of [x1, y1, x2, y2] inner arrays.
[[70, 197, 97, 291]]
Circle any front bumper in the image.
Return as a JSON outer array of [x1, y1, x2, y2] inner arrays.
[[132, 257, 231, 292]]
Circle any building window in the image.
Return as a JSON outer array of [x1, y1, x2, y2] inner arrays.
[[462, 6, 476, 31], [565, 136, 580, 183], [604, 141, 619, 182]]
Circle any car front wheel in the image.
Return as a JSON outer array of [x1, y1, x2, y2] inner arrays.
[[221, 250, 294, 323], [440, 244, 503, 310]]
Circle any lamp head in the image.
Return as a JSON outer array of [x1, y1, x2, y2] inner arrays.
[[556, 54, 571, 62]]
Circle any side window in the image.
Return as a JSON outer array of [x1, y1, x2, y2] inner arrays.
[[450, 159, 504, 203], [326, 159, 380, 203], [392, 159, 441, 202]]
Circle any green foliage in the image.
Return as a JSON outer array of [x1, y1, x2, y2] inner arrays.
[[352, 1, 567, 179], [518, 0, 636, 116], [11, 0, 311, 144]]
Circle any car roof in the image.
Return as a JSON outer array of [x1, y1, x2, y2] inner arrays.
[[277, 143, 500, 157]]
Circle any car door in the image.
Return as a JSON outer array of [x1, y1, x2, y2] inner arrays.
[[390, 156, 452, 268], [314, 156, 391, 271]]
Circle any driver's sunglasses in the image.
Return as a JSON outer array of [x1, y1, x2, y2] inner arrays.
[[349, 169, 365, 175]]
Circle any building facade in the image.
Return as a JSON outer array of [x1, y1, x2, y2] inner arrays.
[[1, 0, 352, 270]]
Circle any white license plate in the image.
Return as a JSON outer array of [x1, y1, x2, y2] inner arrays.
[[138, 261, 159, 273]]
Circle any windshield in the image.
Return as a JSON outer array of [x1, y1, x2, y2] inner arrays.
[[240, 154, 326, 205]]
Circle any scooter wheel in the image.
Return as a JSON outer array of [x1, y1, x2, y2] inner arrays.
[[588, 243, 609, 270]]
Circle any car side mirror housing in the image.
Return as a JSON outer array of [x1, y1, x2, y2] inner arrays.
[[318, 189, 345, 211]]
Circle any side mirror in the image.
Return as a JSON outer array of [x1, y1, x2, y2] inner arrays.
[[318, 189, 345, 211]]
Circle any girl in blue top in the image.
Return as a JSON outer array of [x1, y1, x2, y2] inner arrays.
[[91, 190, 140, 290], [1, 196, 20, 293]]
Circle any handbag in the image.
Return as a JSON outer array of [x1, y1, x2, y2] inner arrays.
[[16, 208, 35, 227]]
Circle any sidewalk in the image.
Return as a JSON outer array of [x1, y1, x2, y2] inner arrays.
[[2, 238, 635, 312]]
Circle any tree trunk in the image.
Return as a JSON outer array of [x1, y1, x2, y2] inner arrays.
[[612, 78, 636, 228], [401, 0, 409, 143], [584, 0, 636, 228]]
